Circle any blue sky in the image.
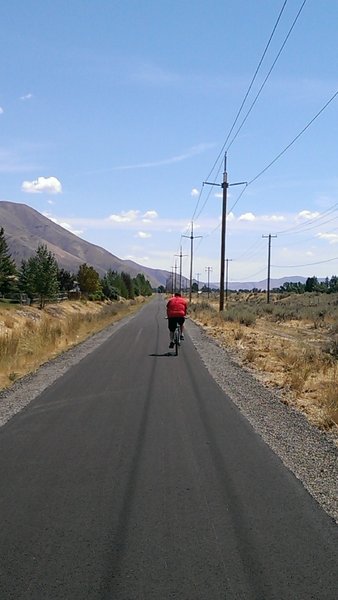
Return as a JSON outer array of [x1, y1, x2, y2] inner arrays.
[[1, 0, 338, 284]]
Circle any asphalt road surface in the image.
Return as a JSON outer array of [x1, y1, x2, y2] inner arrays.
[[0, 296, 337, 599]]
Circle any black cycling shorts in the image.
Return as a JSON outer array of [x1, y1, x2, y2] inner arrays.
[[167, 316, 185, 332]]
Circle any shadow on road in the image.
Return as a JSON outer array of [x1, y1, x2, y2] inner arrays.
[[148, 353, 176, 357]]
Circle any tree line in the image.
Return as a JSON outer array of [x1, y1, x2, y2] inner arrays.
[[0, 227, 153, 308], [274, 276, 338, 294]]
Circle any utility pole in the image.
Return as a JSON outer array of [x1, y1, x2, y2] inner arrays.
[[171, 262, 178, 293], [262, 234, 277, 304], [225, 258, 233, 303], [205, 266, 213, 298], [196, 272, 201, 292], [170, 266, 174, 294], [175, 246, 188, 293], [204, 153, 246, 311], [182, 222, 202, 303]]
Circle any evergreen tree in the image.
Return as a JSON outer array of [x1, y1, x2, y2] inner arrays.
[[18, 259, 35, 302], [101, 269, 121, 299], [121, 271, 134, 299], [329, 275, 338, 293], [57, 268, 76, 291], [77, 263, 101, 296], [133, 273, 152, 296], [0, 227, 17, 295], [19, 244, 59, 308], [97, 268, 153, 300], [115, 272, 128, 299], [305, 276, 319, 292]]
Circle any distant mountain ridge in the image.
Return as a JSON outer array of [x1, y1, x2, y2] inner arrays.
[[223, 276, 308, 291], [0, 201, 171, 287]]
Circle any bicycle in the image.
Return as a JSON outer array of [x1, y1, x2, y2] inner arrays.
[[173, 320, 181, 356], [165, 317, 183, 356]]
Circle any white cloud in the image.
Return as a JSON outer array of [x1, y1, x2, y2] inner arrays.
[[316, 232, 338, 244], [239, 212, 256, 221], [142, 210, 158, 221], [108, 209, 159, 226], [136, 231, 151, 239], [42, 212, 83, 235], [191, 188, 199, 197], [108, 209, 140, 223], [22, 176, 62, 194], [20, 93, 33, 101], [297, 210, 320, 220], [124, 254, 149, 262], [0, 107, 4, 115]]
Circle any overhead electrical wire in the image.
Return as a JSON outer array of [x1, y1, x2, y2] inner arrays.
[[274, 228, 337, 249], [272, 255, 338, 269], [280, 212, 338, 236], [210, 0, 289, 175], [225, 86, 338, 232], [237, 266, 267, 280], [275, 202, 338, 235], [248, 88, 338, 186], [191, 0, 311, 241], [191, 0, 290, 223], [234, 238, 266, 262], [226, 0, 308, 152]]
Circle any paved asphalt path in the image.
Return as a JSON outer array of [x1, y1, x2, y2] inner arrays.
[[0, 295, 337, 599]]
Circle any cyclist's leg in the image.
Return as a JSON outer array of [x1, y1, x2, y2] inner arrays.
[[178, 317, 185, 339], [168, 317, 176, 346]]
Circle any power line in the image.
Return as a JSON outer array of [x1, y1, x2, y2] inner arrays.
[[228, 184, 248, 213], [276, 203, 338, 235], [235, 241, 267, 264], [272, 256, 338, 269], [227, 0, 308, 151], [192, 182, 215, 222], [190, 0, 292, 223], [248, 88, 338, 186], [237, 266, 267, 280], [224, 85, 338, 223], [201, 0, 290, 187]]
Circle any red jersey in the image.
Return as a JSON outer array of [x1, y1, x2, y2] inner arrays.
[[166, 295, 188, 318]]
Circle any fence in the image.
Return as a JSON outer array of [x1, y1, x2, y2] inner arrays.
[[0, 292, 69, 305]]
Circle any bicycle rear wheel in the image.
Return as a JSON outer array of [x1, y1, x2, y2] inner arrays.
[[174, 326, 180, 356]]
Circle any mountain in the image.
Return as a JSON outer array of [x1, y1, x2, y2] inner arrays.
[[228, 276, 308, 291], [0, 201, 171, 287], [208, 276, 309, 291]]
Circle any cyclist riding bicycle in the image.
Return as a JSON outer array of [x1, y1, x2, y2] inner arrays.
[[166, 292, 188, 349]]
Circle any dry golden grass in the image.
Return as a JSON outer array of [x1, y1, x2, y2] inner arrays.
[[0, 297, 147, 390], [190, 292, 338, 437]]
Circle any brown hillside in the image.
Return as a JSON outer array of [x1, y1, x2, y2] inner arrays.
[[0, 201, 170, 287]]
